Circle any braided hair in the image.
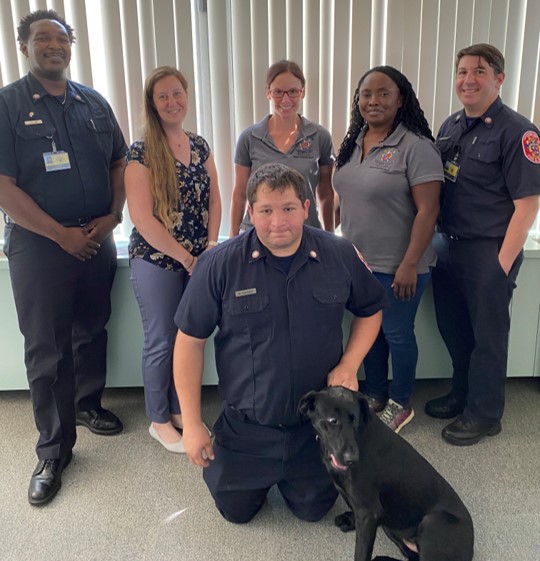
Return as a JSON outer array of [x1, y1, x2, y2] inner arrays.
[[336, 66, 433, 168]]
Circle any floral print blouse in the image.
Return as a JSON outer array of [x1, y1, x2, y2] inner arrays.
[[126, 132, 211, 272]]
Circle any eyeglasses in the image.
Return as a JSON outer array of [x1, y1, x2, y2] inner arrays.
[[269, 88, 303, 99]]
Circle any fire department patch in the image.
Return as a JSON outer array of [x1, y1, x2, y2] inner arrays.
[[297, 139, 312, 152], [522, 131, 540, 164]]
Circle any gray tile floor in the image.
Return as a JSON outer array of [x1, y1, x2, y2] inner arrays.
[[1, 378, 539, 561]]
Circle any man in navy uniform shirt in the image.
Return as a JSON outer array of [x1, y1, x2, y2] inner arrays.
[[0, 10, 126, 504], [426, 44, 540, 445], [173, 163, 387, 523]]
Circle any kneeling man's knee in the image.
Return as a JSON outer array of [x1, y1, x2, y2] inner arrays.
[[215, 501, 264, 524]]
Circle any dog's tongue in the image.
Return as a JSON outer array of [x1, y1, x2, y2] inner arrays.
[[330, 454, 348, 471]]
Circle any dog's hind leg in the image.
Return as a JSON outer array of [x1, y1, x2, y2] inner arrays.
[[381, 526, 419, 561], [415, 511, 474, 561]]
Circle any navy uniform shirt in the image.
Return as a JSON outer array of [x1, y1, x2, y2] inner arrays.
[[437, 97, 540, 239], [0, 73, 126, 224], [175, 226, 388, 426]]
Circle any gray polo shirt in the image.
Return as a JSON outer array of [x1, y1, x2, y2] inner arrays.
[[333, 123, 443, 274], [235, 115, 335, 229]]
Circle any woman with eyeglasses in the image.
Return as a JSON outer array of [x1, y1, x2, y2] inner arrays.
[[229, 60, 335, 236]]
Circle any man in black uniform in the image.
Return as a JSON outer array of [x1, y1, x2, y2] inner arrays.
[[173, 163, 387, 523], [0, 10, 126, 504], [426, 44, 540, 445]]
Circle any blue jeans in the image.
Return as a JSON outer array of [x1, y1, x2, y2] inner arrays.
[[363, 271, 430, 407], [130, 258, 189, 423]]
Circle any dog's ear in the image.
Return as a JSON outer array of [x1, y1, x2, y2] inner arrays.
[[357, 394, 371, 426], [298, 391, 317, 417]]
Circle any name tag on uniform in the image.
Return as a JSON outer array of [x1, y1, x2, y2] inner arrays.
[[235, 288, 257, 297], [24, 119, 43, 125], [43, 151, 71, 172], [443, 160, 460, 182]]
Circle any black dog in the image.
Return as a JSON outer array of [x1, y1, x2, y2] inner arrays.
[[298, 387, 474, 561]]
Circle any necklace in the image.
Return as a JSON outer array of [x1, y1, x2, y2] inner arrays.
[[55, 90, 67, 105]]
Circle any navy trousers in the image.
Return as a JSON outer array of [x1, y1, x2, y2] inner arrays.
[[5, 224, 117, 459], [203, 405, 338, 524], [130, 257, 188, 423], [432, 233, 523, 422]]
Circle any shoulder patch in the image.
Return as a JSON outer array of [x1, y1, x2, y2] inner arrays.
[[522, 131, 540, 164]]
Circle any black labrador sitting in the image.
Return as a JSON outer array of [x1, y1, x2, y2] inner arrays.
[[298, 387, 474, 561]]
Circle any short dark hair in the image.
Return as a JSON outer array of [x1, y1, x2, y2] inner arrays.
[[266, 60, 305, 89], [455, 43, 504, 75], [17, 9, 75, 46], [247, 163, 307, 207]]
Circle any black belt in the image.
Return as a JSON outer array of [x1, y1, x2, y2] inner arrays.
[[61, 215, 104, 227], [224, 404, 309, 429], [442, 232, 503, 243], [4, 214, 105, 228]]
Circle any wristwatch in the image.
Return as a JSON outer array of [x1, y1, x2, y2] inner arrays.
[[111, 210, 123, 224]]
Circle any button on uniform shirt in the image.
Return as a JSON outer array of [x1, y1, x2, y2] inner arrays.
[[175, 226, 388, 426], [234, 115, 335, 229], [436, 97, 540, 239], [0, 73, 126, 224]]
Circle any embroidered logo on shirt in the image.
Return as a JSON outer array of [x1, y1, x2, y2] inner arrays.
[[522, 131, 540, 164], [371, 148, 399, 171], [380, 148, 397, 162], [297, 139, 312, 152]]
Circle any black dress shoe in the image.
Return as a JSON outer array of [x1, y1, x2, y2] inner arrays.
[[442, 415, 502, 446], [28, 452, 72, 506], [76, 407, 123, 435], [424, 392, 466, 419]]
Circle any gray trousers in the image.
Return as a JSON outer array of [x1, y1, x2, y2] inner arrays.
[[130, 258, 189, 423]]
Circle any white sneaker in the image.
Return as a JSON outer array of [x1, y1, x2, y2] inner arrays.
[[149, 424, 185, 454], [171, 420, 212, 437]]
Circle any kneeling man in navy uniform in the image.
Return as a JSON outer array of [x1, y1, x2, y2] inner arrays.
[[173, 163, 387, 523]]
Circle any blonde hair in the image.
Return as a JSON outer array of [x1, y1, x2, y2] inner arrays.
[[142, 66, 189, 231]]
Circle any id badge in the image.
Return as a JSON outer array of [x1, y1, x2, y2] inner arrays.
[[43, 151, 71, 172], [443, 160, 460, 182]]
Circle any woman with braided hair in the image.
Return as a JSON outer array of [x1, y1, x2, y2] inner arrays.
[[334, 66, 443, 433]]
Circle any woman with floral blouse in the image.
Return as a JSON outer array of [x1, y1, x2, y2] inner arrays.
[[125, 66, 221, 453]]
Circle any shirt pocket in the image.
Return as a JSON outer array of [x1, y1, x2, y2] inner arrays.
[[224, 294, 271, 344], [85, 116, 114, 157], [436, 137, 455, 160], [15, 122, 57, 168], [464, 141, 500, 185], [312, 285, 350, 330], [16, 121, 56, 142], [86, 116, 114, 134], [466, 141, 499, 164]]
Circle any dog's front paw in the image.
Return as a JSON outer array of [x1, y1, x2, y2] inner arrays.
[[334, 510, 355, 532]]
